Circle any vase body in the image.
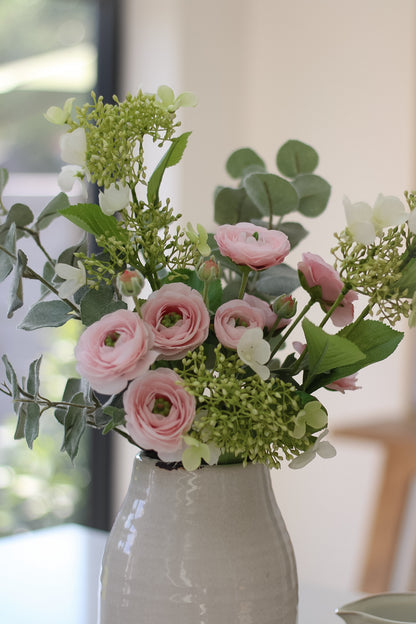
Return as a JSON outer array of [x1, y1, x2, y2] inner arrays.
[[99, 453, 298, 624]]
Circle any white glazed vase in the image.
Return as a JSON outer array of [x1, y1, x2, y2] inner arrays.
[[99, 452, 298, 624]]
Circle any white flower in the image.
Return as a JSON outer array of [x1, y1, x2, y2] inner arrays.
[[60, 127, 87, 166], [289, 429, 336, 469], [44, 97, 75, 125], [98, 183, 130, 216], [237, 327, 271, 380], [58, 165, 88, 200], [55, 261, 87, 298], [157, 85, 198, 112], [344, 194, 407, 245]]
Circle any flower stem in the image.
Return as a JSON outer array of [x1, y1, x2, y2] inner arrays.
[[237, 267, 250, 299], [270, 298, 315, 359]]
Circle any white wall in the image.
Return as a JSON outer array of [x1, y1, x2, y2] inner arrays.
[[117, 0, 416, 592]]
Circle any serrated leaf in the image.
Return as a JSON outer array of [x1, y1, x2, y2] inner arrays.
[[255, 264, 299, 298], [214, 186, 261, 225], [7, 249, 26, 318], [302, 318, 365, 388], [147, 132, 191, 204], [0, 221, 16, 282], [18, 300, 74, 330], [80, 283, 127, 325], [244, 173, 299, 217], [35, 192, 70, 230], [60, 391, 86, 461], [225, 148, 266, 179], [276, 140, 319, 178], [59, 203, 123, 240], [292, 174, 331, 217]]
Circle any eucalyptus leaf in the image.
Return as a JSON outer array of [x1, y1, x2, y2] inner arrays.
[[225, 148, 266, 179], [18, 300, 74, 330], [60, 391, 87, 461], [2, 203, 34, 240], [57, 238, 88, 266], [14, 404, 26, 440], [244, 173, 299, 217], [102, 406, 126, 434], [292, 174, 331, 217], [36, 192, 70, 230], [255, 264, 300, 297], [7, 249, 27, 318], [0, 168, 9, 198], [147, 132, 191, 204], [214, 186, 261, 225], [40, 261, 56, 298], [277, 221, 308, 249], [2, 354, 19, 401], [80, 283, 127, 325], [276, 140, 319, 178]]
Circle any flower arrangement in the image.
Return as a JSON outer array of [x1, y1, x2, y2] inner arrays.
[[1, 86, 415, 472]]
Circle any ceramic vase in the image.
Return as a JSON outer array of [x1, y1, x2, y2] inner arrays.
[[99, 452, 298, 623]]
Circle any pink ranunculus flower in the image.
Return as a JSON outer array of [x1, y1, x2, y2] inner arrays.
[[74, 309, 157, 395], [298, 252, 358, 327], [123, 368, 196, 455], [141, 282, 210, 360], [214, 299, 265, 349], [243, 293, 290, 331], [214, 222, 290, 271], [326, 374, 361, 393]]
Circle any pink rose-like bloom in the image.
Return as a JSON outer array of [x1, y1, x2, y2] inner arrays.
[[298, 252, 358, 327], [74, 309, 156, 395], [141, 282, 210, 360], [214, 222, 290, 271], [326, 374, 361, 394], [123, 368, 196, 454], [214, 299, 265, 349]]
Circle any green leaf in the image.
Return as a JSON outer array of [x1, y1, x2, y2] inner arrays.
[[0, 168, 9, 197], [26, 356, 42, 396], [18, 300, 74, 330], [244, 173, 299, 217], [14, 404, 26, 440], [60, 392, 86, 461], [277, 221, 308, 249], [302, 318, 365, 386], [80, 283, 127, 325], [102, 406, 126, 434], [2, 354, 19, 401], [255, 264, 300, 298], [7, 249, 26, 318], [226, 148, 266, 179], [24, 402, 40, 449], [0, 221, 16, 282], [292, 174, 331, 218], [35, 192, 70, 230], [147, 131, 191, 204], [214, 186, 261, 225], [59, 203, 123, 239], [276, 140, 319, 178], [55, 378, 84, 425], [57, 237, 88, 265]]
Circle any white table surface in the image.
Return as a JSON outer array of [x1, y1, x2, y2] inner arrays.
[[0, 523, 358, 623]]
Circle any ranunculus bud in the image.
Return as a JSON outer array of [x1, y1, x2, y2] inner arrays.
[[197, 256, 220, 282], [273, 294, 297, 319], [116, 269, 145, 297]]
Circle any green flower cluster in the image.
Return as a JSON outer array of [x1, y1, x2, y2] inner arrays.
[[177, 345, 315, 468], [69, 91, 179, 188], [332, 225, 411, 325]]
